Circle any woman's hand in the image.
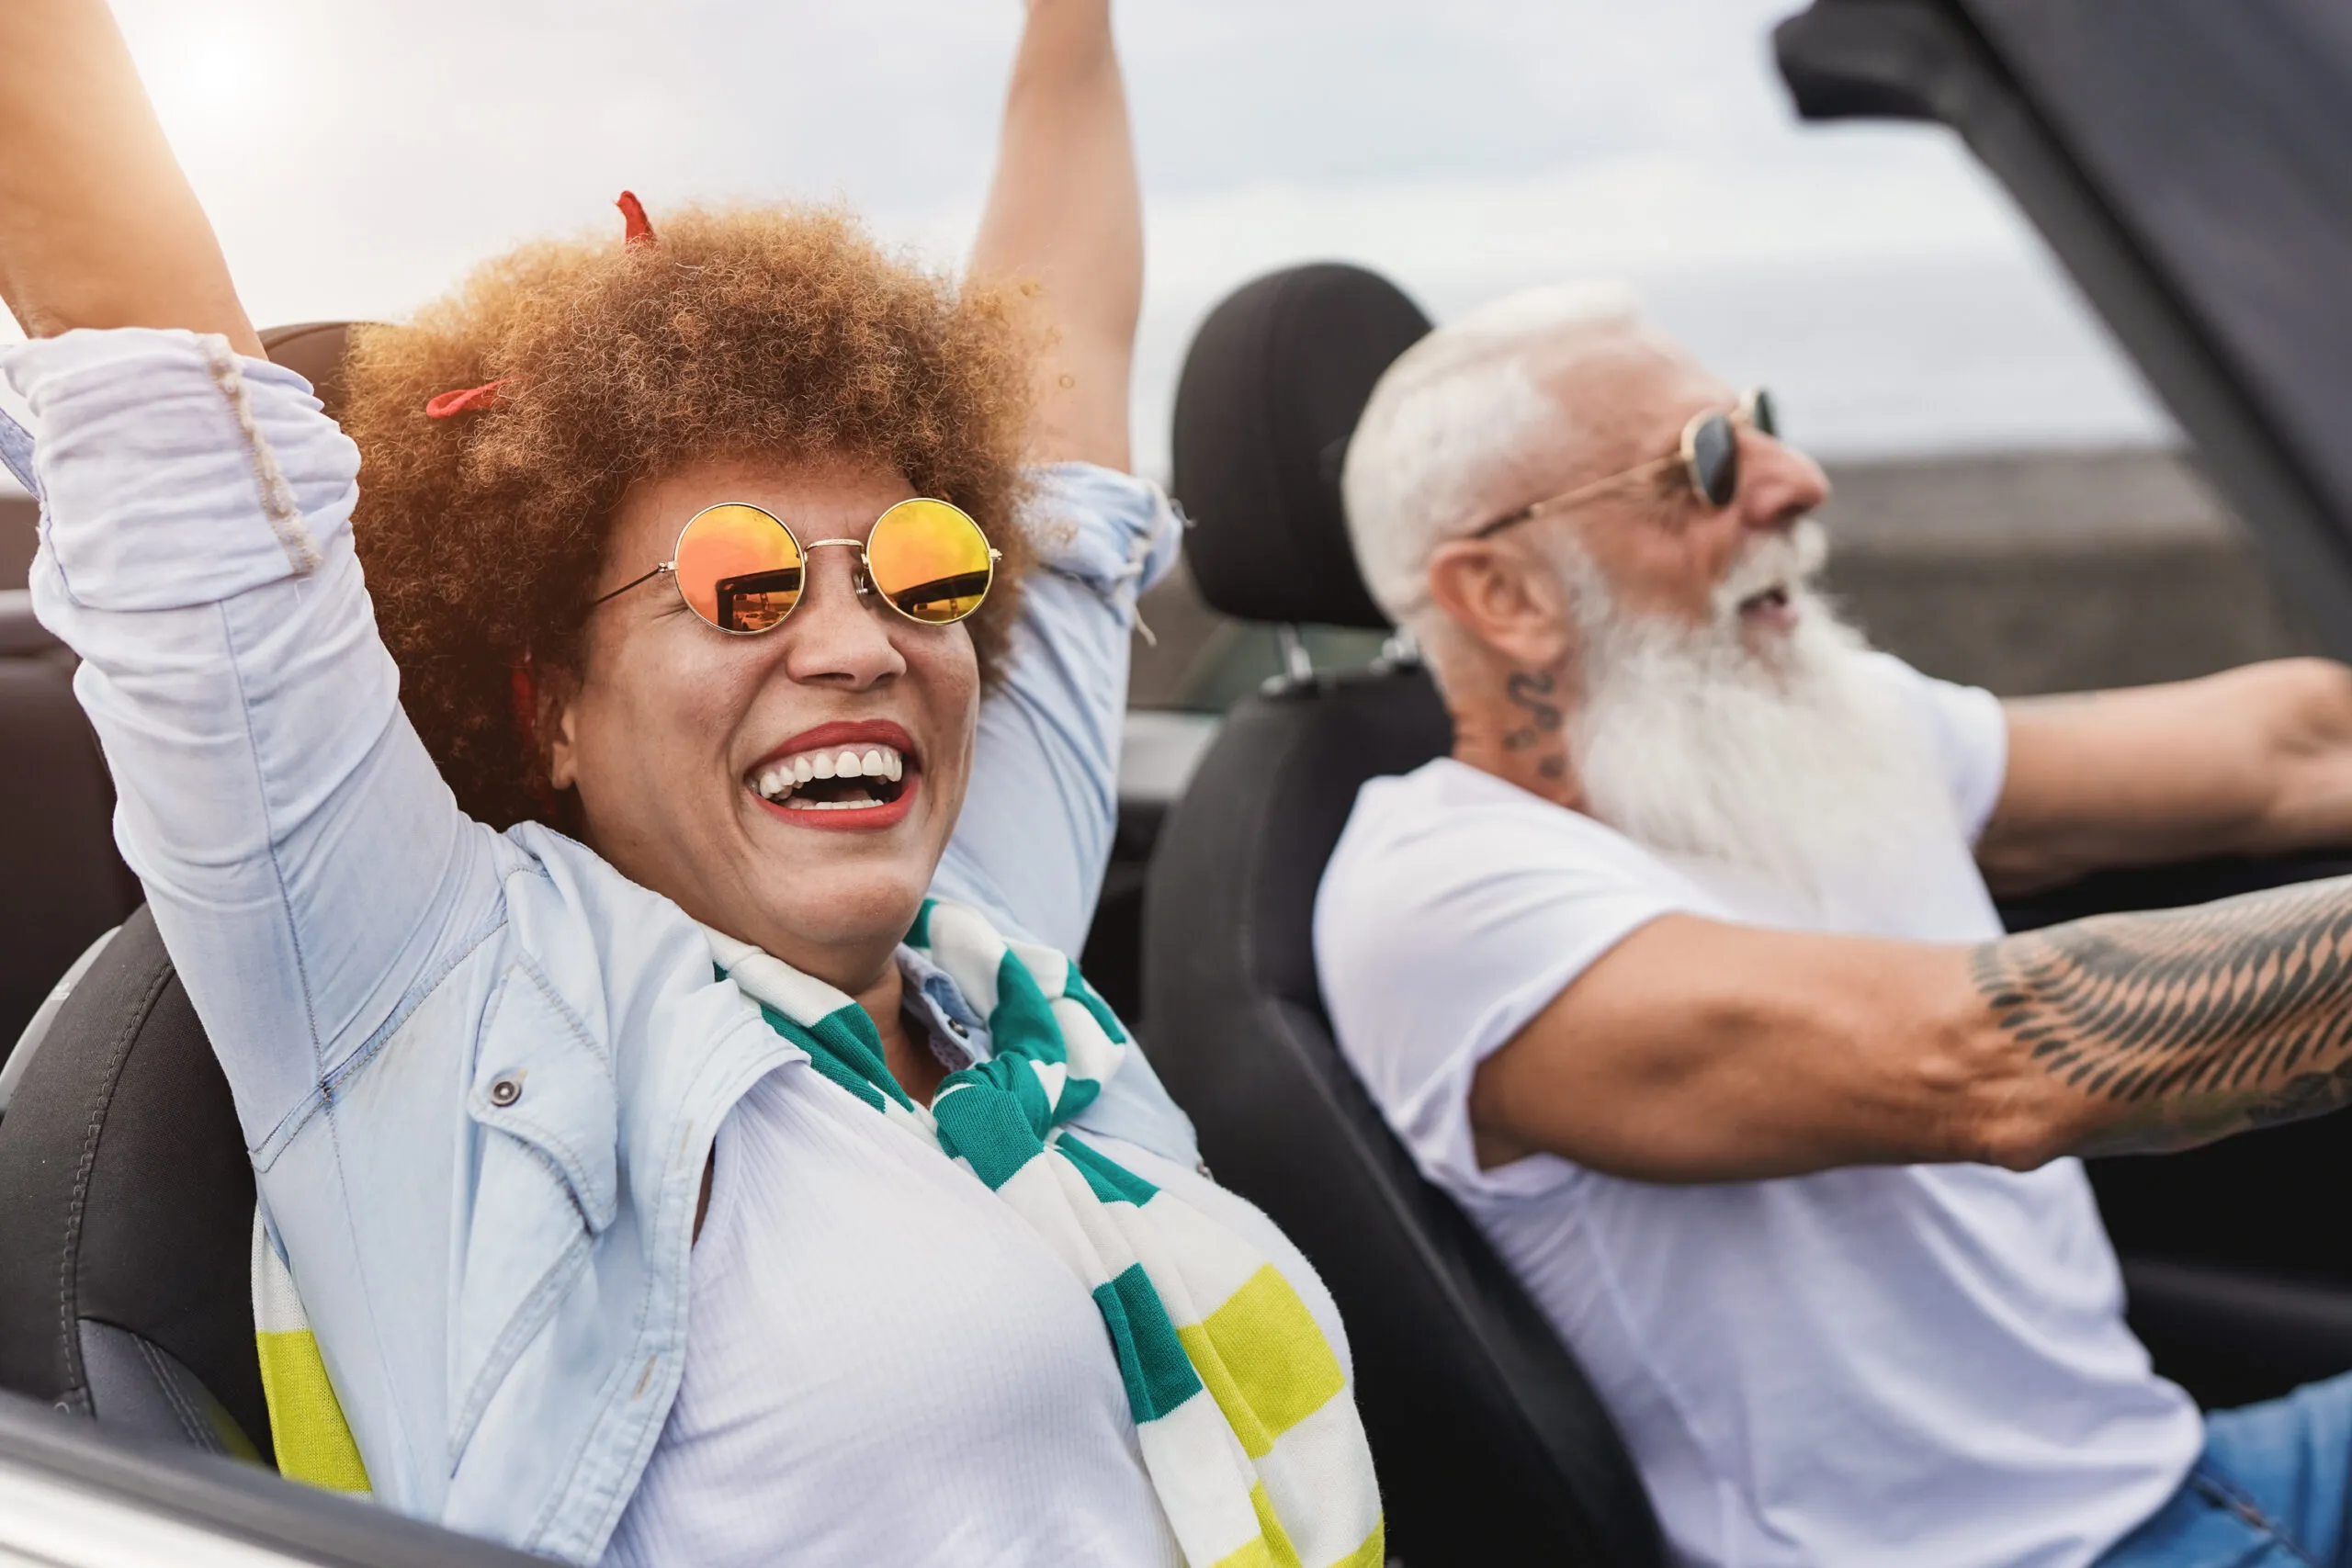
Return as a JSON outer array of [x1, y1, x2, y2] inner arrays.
[[0, 0, 258, 354], [967, 0, 1142, 472]]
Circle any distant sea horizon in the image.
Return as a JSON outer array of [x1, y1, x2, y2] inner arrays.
[[1128, 245, 2177, 483], [0, 246, 2175, 504]]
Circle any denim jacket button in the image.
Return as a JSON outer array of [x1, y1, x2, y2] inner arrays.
[[947, 1018, 969, 1038], [489, 1075, 524, 1108]]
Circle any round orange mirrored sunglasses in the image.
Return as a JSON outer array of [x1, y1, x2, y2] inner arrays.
[[592, 498, 1001, 634]]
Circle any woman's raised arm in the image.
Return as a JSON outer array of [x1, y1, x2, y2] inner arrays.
[[0, 0, 259, 353], [934, 2, 1177, 953], [967, 0, 1143, 471], [3, 0, 498, 1153]]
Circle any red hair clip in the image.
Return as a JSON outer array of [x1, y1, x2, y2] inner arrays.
[[423, 193, 650, 421], [617, 190, 657, 249], [425, 378, 510, 420]]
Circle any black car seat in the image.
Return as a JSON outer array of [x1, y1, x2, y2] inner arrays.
[[1143, 265, 1666, 1566], [0, 905, 270, 1459], [257, 322, 357, 418], [0, 599, 140, 1066], [0, 323, 356, 1466]]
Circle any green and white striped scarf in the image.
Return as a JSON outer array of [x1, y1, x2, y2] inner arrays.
[[252, 896, 1385, 1567], [709, 897, 1385, 1568]]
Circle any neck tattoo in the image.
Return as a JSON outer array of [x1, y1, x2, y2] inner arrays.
[[1501, 669, 1568, 782]]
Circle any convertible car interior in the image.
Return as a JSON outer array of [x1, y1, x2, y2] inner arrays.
[[3, 1, 2352, 1563], [1143, 262, 1666, 1565]]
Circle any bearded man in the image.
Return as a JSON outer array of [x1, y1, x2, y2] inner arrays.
[[1314, 284, 2352, 1568]]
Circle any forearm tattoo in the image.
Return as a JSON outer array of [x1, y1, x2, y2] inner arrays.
[[1973, 875, 2352, 1151]]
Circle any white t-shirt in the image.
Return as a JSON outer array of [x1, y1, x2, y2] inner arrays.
[[603, 1055, 1350, 1568], [1313, 653, 2199, 1568]]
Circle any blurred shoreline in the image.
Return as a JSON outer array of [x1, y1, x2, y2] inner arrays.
[[1123, 444, 2312, 707], [5, 444, 2310, 703]]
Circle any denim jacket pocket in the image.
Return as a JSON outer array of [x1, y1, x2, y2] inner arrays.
[[450, 962, 618, 1461]]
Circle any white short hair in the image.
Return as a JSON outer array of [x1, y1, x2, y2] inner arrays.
[[1341, 280, 1642, 625]]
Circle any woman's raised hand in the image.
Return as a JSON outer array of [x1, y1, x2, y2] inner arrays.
[[0, 0, 258, 354], [967, 0, 1142, 473]]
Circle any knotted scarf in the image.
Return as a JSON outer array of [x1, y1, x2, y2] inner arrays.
[[709, 897, 1385, 1568]]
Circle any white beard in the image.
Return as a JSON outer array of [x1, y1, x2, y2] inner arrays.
[[1555, 520, 1958, 907]]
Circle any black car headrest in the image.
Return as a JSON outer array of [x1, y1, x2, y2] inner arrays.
[[1170, 265, 1431, 630], [259, 322, 357, 423]]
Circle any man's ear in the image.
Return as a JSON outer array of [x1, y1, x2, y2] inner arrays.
[[1425, 537, 1577, 670], [538, 663, 586, 792]]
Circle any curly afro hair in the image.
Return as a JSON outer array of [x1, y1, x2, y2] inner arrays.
[[341, 200, 1036, 831]]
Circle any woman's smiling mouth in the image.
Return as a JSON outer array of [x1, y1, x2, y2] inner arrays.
[[746, 721, 921, 830]]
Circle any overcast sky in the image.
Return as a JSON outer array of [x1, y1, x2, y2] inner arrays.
[[4, 0, 2171, 489]]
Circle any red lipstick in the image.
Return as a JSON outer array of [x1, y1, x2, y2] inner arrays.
[[745, 719, 922, 833], [748, 719, 918, 777]]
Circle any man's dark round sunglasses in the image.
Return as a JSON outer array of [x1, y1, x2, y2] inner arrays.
[[1473, 387, 1779, 539]]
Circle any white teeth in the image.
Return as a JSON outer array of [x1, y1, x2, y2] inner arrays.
[[752, 742, 909, 804]]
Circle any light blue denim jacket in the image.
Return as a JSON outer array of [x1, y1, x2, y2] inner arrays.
[[2, 328, 1192, 1562]]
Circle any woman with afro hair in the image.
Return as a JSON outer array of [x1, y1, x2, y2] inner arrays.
[[0, 1, 1385, 1564]]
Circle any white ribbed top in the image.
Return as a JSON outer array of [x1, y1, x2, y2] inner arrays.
[[603, 1061, 1343, 1566]]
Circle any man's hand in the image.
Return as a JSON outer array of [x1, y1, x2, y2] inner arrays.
[[966, 0, 1142, 471], [1980, 659, 2352, 894], [0, 0, 256, 354]]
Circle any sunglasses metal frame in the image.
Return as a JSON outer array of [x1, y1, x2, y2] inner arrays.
[[1469, 386, 1777, 540], [590, 498, 1002, 634]]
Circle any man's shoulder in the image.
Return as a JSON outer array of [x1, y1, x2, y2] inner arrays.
[[1311, 761, 1702, 1189], [1316, 757, 1702, 981], [1848, 650, 2012, 839], [1851, 649, 2002, 737], [1324, 757, 1663, 890]]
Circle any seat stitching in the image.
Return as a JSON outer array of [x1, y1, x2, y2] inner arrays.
[[131, 1328, 215, 1453], [56, 959, 175, 1404]]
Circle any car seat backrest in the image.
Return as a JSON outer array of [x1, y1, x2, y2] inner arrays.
[[0, 905, 269, 1462], [258, 322, 356, 416], [0, 593, 141, 1065], [1145, 265, 1664, 1564]]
